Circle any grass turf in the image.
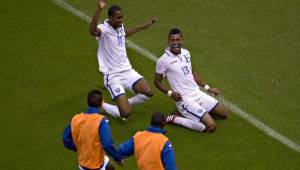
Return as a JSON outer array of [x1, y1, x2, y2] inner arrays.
[[0, 0, 299, 169]]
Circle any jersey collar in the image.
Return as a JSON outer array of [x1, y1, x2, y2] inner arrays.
[[85, 107, 100, 114], [147, 126, 166, 134]]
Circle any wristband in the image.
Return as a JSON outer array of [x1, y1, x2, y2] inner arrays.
[[167, 90, 173, 97], [204, 84, 210, 91]]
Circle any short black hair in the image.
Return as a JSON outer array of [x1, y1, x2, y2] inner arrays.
[[108, 5, 122, 16], [87, 90, 103, 108], [151, 112, 166, 127], [168, 27, 183, 40]]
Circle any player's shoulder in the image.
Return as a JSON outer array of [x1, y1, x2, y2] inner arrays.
[[157, 51, 169, 63], [181, 48, 190, 55]]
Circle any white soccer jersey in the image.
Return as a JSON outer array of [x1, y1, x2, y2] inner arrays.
[[96, 19, 132, 74], [156, 48, 199, 99]]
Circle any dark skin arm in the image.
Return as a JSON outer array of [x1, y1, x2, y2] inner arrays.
[[192, 70, 220, 96], [89, 0, 105, 36], [125, 18, 158, 37], [154, 73, 181, 101]]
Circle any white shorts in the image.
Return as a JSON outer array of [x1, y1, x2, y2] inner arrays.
[[79, 155, 109, 170], [104, 69, 144, 100], [176, 90, 218, 121]]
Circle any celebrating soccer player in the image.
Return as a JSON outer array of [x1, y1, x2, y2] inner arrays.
[[155, 28, 229, 132], [89, 0, 157, 119]]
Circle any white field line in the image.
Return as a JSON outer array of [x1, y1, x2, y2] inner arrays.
[[52, 0, 300, 153]]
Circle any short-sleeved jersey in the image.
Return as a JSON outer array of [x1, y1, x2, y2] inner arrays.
[[156, 48, 199, 99], [96, 19, 132, 74]]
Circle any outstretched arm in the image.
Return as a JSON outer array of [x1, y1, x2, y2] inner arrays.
[[192, 71, 220, 96], [154, 73, 181, 101], [89, 0, 106, 36], [118, 137, 134, 157], [99, 118, 123, 163], [125, 17, 158, 37]]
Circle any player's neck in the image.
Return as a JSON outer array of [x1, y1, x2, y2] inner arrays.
[[108, 21, 119, 29]]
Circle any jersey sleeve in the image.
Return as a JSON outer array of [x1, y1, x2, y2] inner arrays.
[[62, 123, 77, 151], [161, 141, 177, 170], [98, 118, 122, 161], [156, 57, 168, 75], [95, 24, 106, 41]]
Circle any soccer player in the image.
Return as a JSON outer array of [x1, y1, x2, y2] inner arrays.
[[118, 112, 177, 170], [89, 0, 157, 119], [62, 90, 123, 170], [154, 28, 229, 132]]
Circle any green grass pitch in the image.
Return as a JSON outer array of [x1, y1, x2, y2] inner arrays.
[[0, 0, 299, 169]]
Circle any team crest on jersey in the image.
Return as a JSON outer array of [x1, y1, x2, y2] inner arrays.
[[115, 88, 120, 93], [197, 108, 204, 114]]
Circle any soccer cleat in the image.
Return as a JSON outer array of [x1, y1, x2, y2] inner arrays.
[[166, 114, 177, 124]]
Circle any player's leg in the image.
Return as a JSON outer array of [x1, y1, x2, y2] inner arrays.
[[198, 93, 228, 119], [210, 103, 228, 119], [168, 101, 215, 132], [132, 78, 154, 97], [115, 95, 131, 118], [102, 74, 129, 118], [201, 113, 216, 132], [127, 70, 153, 105], [166, 111, 206, 132]]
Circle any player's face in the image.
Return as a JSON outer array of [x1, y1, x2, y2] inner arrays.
[[109, 10, 124, 29], [169, 34, 183, 54]]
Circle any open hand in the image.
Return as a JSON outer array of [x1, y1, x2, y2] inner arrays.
[[98, 0, 106, 10], [171, 92, 182, 101], [207, 87, 220, 96]]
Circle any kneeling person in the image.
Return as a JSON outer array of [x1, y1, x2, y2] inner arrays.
[[154, 28, 229, 132]]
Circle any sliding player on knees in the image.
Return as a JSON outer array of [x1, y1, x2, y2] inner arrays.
[[154, 28, 228, 132], [89, 0, 157, 120]]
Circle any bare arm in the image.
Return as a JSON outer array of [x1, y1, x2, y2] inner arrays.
[[125, 17, 158, 37], [193, 70, 206, 87], [154, 73, 181, 101], [89, 0, 106, 36], [193, 70, 220, 96]]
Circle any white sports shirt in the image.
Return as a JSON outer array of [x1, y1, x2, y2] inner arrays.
[[156, 48, 199, 99], [96, 19, 132, 74]]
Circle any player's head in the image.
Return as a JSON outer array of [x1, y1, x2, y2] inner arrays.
[[108, 5, 123, 28], [87, 90, 103, 108], [151, 112, 166, 128], [168, 28, 183, 55]]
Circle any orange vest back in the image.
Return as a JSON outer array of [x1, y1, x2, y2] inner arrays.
[[133, 131, 168, 170], [71, 113, 105, 169]]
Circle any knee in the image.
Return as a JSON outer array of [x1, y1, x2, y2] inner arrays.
[[221, 109, 229, 119], [205, 123, 217, 132], [120, 107, 132, 118], [143, 89, 154, 97]]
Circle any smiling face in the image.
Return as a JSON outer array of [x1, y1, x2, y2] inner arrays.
[[169, 33, 183, 55]]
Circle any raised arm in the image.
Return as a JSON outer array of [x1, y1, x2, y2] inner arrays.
[[89, 0, 106, 36], [192, 70, 220, 96], [154, 73, 181, 101], [125, 17, 158, 37]]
